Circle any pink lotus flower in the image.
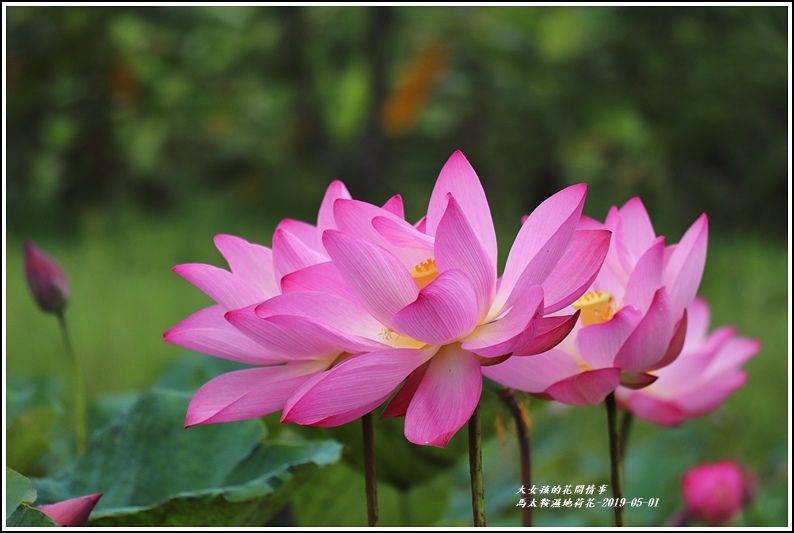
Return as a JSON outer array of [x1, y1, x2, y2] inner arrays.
[[277, 151, 610, 446], [483, 197, 708, 405], [681, 460, 754, 526], [165, 181, 374, 426], [615, 297, 760, 425], [37, 493, 102, 527], [24, 240, 70, 314]]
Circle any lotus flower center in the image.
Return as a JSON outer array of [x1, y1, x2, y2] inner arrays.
[[573, 291, 615, 326], [411, 258, 439, 289]]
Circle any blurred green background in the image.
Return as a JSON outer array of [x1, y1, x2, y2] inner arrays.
[[5, 5, 789, 527]]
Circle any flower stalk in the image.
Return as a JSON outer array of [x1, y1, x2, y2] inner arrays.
[[619, 411, 633, 464], [499, 388, 532, 526], [468, 403, 486, 527], [606, 392, 624, 526], [362, 412, 379, 526], [57, 311, 87, 455]]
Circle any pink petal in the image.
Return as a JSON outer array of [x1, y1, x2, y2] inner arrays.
[[576, 306, 642, 369], [482, 348, 580, 393], [461, 285, 543, 357], [174, 263, 264, 311], [392, 269, 479, 345], [333, 198, 393, 243], [164, 305, 287, 365], [272, 226, 327, 285], [381, 360, 431, 418], [619, 390, 686, 426], [274, 218, 322, 254], [282, 347, 437, 426], [267, 313, 386, 355], [279, 261, 358, 301], [317, 180, 352, 236], [647, 312, 688, 371], [256, 290, 384, 341], [323, 230, 419, 328], [615, 197, 657, 260], [225, 306, 345, 360], [425, 151, 497, 262], [541, 229, 612, 313], [37, 493, 102, 527], [514, 312, 581, 356], [683, 297, 711, 350], [213, 234, 280, 300], [675, 371, 748, 416], [496, 184, 587, 310], [372, 215, 435, 250], [186, 361, 329, 426], [546, 367, 622, 406], [614, 288, 675, 372], [622, 237, 666, 313], [664, 214, 708, 317], [381, 194, 405, 219], [404, 345, 482, 447], [705, 337, 760, 378], [435, 195, 497, 321]]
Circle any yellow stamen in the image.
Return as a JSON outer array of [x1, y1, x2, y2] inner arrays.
[[377, 326, 427, 349], [411, 258, 439, 289], [572, 291, 615, 326]]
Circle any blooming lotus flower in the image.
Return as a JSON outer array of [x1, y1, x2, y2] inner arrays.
[[37, 493, 102, 527], [24, 241, 70, 314], [278, 151, 610, 446], [165, 180, 376, 426], [680, 460, 754, 526], [483, 197, 708, 405], [615, 297, 760, 425]]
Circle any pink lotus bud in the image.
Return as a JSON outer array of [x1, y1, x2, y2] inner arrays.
[[24, 240, 70, 314], [681, 460, 754, 526], [37, 493, 102, 527]]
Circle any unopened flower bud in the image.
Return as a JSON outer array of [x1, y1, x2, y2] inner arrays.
[[24, 240, 70, 314], [37, 493, 102, 527]]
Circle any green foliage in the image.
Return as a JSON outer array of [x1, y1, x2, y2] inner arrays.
[[31, 389, 342, 527], [6, 505, 60, 528], [5, 468, 60, 527], [6, 467, 39, 518], [5, 6, 787, 239]]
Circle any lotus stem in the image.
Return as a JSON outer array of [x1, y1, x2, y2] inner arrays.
[[499, 388, 532, 526], [619, 411, 633, 464], [606, 392, 624, 526], [57, 311, 86, 455], [468, 402, 486, 527], [362, 412, 379, 526]]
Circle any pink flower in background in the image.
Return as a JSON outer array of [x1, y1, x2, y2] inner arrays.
[[681, 460, 754, 526], [24, 240, 71, 314], [483, 197, 708, 405], [37, 493, 102, 527], [615, 297, 760, 426], [279, 151, 610, 446]]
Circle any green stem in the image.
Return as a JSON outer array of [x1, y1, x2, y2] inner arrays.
[[468, 403, 486, 527], [499, 389, 532, 526], [57, 312, 86, 455], [605, 392, 624, 526], [619, 411, 633, 464], [362, 412, 379, 527], [399, 488, 412, 527]]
